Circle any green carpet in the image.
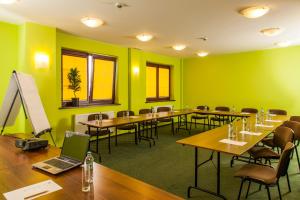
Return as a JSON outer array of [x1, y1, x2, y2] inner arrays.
[[91, 124, 300, 199]]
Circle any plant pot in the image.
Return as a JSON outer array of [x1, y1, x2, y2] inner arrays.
[[71, 98, 79, 107]]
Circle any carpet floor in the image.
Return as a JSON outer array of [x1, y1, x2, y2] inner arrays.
[[91, 124, 300, 200]]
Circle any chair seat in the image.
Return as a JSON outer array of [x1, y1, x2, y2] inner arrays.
[[86, 129, 110, 137], [158, 118, 172, 122], [248, 146, 280, 159], [117, 124, 136, 130], [262, 138, 275, 147], [234, 164, 277, 185], [191, 115, 208, 120]]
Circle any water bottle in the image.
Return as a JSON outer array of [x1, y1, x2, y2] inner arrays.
[[84, 151, 94, 183], [82, 164, 90, 192], [126, 110, 130, 118], [228, 123, 233, 138], [242, 117, 247, 131], [99, 112, 103, 123]]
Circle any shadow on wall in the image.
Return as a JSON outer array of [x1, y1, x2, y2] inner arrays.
[[55, 118, 71, 147]]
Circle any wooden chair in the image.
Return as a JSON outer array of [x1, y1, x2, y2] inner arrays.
[[190, 105, 209, 130], [268, 109, 287, 115], [115, 110, 137, 146], [235, 142, 295, 200], [210, 106, 230, 127], [157, 107, 175, 135], [241, 108, 258, 114], [86, 113, 111, 161], [290, 116, 300, 122], [139, 108, 158, 139]]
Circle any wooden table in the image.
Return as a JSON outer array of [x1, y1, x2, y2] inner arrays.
[[0, 135, 183, 200], [176, 114, 288, 199]]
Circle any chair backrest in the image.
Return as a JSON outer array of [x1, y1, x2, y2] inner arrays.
[[276, 142, 295, 178], [269, 109, 287, 115], [290, 116, 300, 123], [87, 113, 109, 121], [117, 110, 135, 117], [197, 105, 209, 110], [273, 126, 294, 150], [241, 108, 258, 114], [215, 106, 230, 112], [139, 108, 151, 114], [157, 107, 171, 112], [282, 120, 300, 140]]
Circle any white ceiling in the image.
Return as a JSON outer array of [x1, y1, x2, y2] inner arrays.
[[1, 0, 300, 57]]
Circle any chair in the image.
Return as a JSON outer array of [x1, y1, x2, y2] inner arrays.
[[86, 113, 111, 159], [115, 110, 137, 146], [190, 106, 209, 130], [235, 142, 295, 200], [290, 116, 300, 122], [248, 126, 294, 165], [210, 106, 230, 127], [139, 108, 158, 140], [268, 109, 287, 115], [157, 107, 175, 135], [241, 108, 258, 114]]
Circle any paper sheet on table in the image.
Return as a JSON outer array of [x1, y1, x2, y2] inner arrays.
[[240, 112, 250, 115], [3, 180, 62, 200], [265, 119, 282, 123], [240, 131, 262, 136], [255, 124, 274, 128], [219, 139, 247, 146]]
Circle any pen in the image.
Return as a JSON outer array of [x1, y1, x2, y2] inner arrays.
[[24, 190, 49, 199]]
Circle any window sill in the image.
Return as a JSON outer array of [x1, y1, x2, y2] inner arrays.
[[59, 103, 121, 110], [145, 99, 176, 103]]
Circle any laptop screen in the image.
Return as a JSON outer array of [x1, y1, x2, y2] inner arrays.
[[61, 131, 90, 162]]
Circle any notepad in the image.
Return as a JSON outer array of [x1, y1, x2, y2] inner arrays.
[[3, 180, 62, 200], [240, 131, 262, 136], [219, 139, 247, 146], [255, 124, 274, 128], [265, 119, 282, 123]]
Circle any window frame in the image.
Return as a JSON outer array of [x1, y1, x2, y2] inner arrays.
[[61, 48, 117, 107], [146, 62, 171, 102]]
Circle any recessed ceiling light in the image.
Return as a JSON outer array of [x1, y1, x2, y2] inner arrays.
[[197, 51, 209, 57], [172, 44, 186, 51], [136, 33, 153, 42], [81, 17, 104, 28], [239, 6, 270, 18], [274, 41, 291, 48], [0, 0, 17, 4], [260, 28, 283, 36]]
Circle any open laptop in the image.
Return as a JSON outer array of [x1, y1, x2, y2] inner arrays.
[[33, 131, 90, 175]]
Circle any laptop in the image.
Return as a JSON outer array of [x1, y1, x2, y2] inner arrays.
[[33, 131, 90, 174]]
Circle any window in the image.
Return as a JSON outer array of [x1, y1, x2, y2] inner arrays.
[[61, 49, 116, 107], [146, 62, 171, 101]]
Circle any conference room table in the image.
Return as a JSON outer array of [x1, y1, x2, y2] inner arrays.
[[0, 135, 183, 200], [177, 113, 288, 199]]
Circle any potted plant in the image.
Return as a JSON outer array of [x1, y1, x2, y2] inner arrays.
[[67, 67, 81, 107]]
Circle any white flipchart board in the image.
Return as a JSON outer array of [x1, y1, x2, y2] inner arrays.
[[0, 71, 51, 136]]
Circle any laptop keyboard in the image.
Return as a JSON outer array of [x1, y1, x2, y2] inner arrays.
[[44, 158, 74, 170]]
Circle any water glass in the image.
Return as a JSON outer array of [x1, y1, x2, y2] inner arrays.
[[82, 165, 90, 192]]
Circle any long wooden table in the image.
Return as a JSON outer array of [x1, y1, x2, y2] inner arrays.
[[176, 113, 288, 199], [0, 135, 183, 200]]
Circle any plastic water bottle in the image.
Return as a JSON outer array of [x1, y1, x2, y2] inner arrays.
[[84, 151, 94, 183], [228, 123, 233, 138], [99, 112, 103, 123]]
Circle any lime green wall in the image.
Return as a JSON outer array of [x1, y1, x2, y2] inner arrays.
[[0, 21, 25, 133], [129, 48, 182, 114], [183, 46, 300, 115]]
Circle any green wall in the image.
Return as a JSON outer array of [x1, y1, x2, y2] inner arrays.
[[183, 46, 300, 115]]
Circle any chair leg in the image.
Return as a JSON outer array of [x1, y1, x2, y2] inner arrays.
[[115, 128, 118, 146], [134, 127, 138, 145], [266, 186, 271, 200], [277, 181, 282, 200], [246, 180, 251, 199], [286, 172, 291, 192], [237, 179, 245, 200], [171, 118, 175, 135], [155, 123, 158, 139], [108, 130, 111, 154], [295, 144, 300, 171]]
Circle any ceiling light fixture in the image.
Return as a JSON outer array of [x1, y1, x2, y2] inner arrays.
[[197, 51, 209, 57], [136, 33, 153, 42], [239, 6, 270, 18], [274, 41, 291, 48], [260, 27, 283, 36], [172, 44, 186, 51], [0, 0, 18, 4], [81, 17, 104, 28]]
